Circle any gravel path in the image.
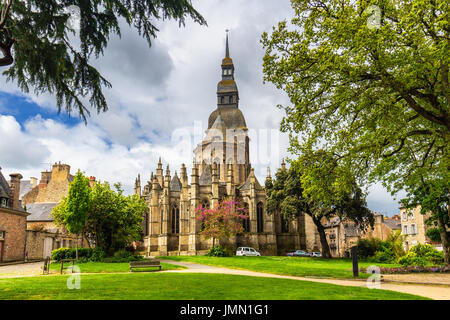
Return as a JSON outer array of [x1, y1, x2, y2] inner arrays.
[[159, 260, 450, 300], [0, 262, 43, 278]]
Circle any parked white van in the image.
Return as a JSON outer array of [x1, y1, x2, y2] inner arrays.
[[236, 247, 261, 256]]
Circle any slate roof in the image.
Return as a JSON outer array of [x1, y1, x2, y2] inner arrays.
[[239, 170, 263, 191], [26, 202, 58, 221], [199, 165, 212, 185], [208, 107, 247, 129], [0, 170, 11, 199], [384, 219, 402, 230], [170, 173, 182, 191]]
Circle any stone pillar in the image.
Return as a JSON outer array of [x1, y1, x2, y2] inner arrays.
[[189, 163, 200, 253]]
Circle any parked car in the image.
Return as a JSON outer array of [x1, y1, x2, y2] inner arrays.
[[310, 252, 322, 257], [236, 247, 261, 256], [286, 250, 310, 257]]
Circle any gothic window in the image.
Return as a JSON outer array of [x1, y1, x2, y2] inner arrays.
[[200, 200, 210, 231], [171, 203, 180, 234], [160, 209, 164, 234], [280, 214, 289, 233], [144, 211, 149, 236], [214, 158, 221, 178], [257, 202, 264, 233], [242, 202, 250, 233], [229, 96, 233, 103], [221, 96, 225, 104]]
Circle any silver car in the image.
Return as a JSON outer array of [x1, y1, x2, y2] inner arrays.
[[236, 247, 261, 256]]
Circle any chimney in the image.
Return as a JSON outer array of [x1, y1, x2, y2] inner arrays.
[[9, 173, 23, 210], [30, 177, 38, 188]]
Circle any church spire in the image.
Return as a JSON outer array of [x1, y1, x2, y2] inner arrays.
[[225, 30, 230, 58], [217, 31, 239, 109]]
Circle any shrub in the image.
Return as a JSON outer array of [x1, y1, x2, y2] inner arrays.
[[113, 249, 133, 259], [205, 245, 230, 257], [409, 243, 437, 257], [372, 250, 395, 263], [89, 247, 106, 262], [357, 238, 381, 258], [424, 250, 444, 265]]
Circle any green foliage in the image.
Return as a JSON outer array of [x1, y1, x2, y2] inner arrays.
[[0, 0, 206, 122], [205, 245, 230, 257], [51, 247, 105, 262], [261, 0, 450, 264], [86, 182, 147, 254], [65, 170, 91, 235], [53, 175, 147, 255], [357, 238, 382, 258], [398, 243, 444, 266], [426, 228, 445, 243], [266, 159, 374, 258]]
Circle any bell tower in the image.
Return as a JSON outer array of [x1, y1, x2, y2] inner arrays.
[[217, 31, 239, 109]]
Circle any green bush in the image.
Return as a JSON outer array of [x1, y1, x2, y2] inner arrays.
[[425, 250, 444, 265], [357, 238, 382, 258], [90, 247, 106, 262], [409, 243, 436, 257], [113, 249, 133, 259], [397, 244, 444, 266], [372, 250, 396, 263], [205, 245, 230, 257]]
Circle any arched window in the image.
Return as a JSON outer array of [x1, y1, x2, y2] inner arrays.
[[221, 96, 225, 104], [229, 96, 233, 103], [200, 199, 210, 231], [242, 202, 250, 233], [214, 158, 221, 179], [257, 202, 264, 233], [160, 209, 164, 234], [171, 203, 180, 234]]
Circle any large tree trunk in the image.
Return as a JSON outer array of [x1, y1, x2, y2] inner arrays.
[[313, 217, 332, 258], [438, 213, 449, 265], [75, 234, 79, 261]]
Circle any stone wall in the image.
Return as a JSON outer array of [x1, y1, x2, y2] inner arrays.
[[0, 208, 28, 262]]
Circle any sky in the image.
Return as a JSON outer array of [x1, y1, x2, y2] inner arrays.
[[0, 0, 404, 216]]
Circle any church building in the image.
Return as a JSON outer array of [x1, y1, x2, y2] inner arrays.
[[134, 35, 320, 256]]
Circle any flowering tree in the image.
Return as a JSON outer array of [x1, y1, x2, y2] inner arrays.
[[195, 199, 249, 247]]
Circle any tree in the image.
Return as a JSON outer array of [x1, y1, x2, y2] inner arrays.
[[52, 175, 147, 255], [195, 199, 248, 248], [262, 1, 449, 261], [0, 0, 206, 122], [52, 169, 90, 260], [266, 152, 374, 258], [84, 181, 146, 254]]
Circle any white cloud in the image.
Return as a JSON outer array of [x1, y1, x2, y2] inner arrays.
[[0, 0, 402, 214]]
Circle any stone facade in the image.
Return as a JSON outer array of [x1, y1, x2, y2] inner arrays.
[[0, 208, 29, 262], [362, 213, 402, 241], [400, 206, 436, 251], [323, 217, 360, 258], [135, 36, 320, 256]]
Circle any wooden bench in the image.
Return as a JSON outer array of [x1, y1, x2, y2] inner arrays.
[[60, 259, 75, 274], [129, 259, 161, 272]]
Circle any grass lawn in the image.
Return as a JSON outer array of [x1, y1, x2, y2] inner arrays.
[[160, 256, 400, 279], [49, 261, 186, 274], [0, 273, 428, 300]]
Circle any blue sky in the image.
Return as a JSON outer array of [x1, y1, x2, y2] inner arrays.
[[0, 0, 404, 216]]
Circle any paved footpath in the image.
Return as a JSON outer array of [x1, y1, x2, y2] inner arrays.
[[159, 260, 450, 300]]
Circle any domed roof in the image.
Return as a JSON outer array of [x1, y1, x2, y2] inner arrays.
[[208, 107, 247, 129], [217, 79, 238, 93]]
